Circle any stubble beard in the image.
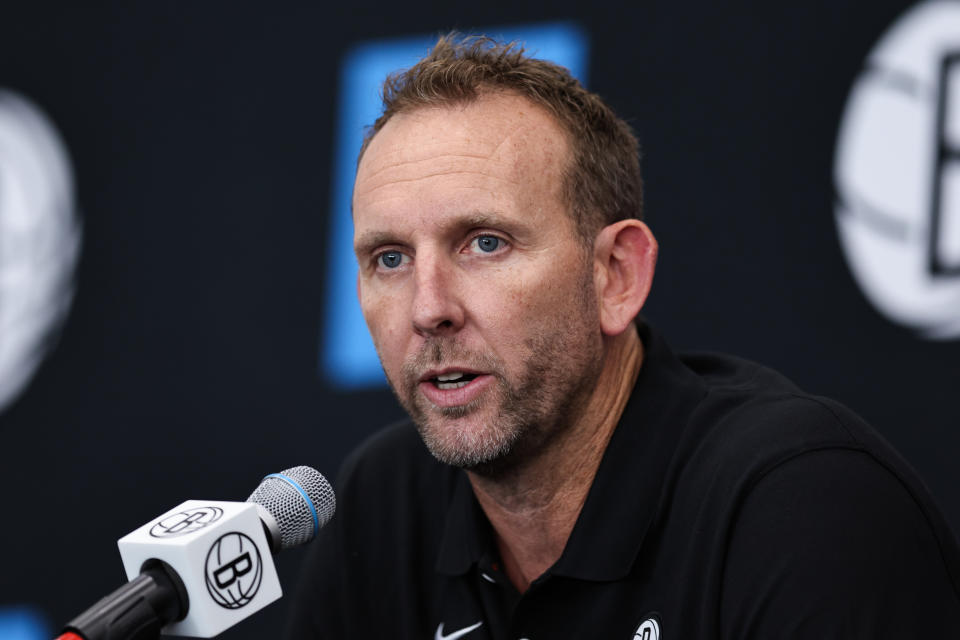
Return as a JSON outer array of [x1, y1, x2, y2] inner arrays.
[[388, 269, 605, 478]]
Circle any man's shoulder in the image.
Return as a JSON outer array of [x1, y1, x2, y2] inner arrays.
[[628, 333, 910, 522], [661, 349, 923, 512], [653, 349, 960, 604], [679, 350, 878, 460]]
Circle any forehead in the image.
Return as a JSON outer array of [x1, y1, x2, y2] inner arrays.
[[353, 92, 570, 218]]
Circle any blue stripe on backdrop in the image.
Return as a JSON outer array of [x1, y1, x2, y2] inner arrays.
[[320, 22, 590, 389], [0, 606, 51, 640]]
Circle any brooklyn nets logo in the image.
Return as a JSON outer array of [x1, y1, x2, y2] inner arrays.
[[633, 615, 661, 640], [149, 506, 224, 538], [204, 531, 264, 609], [0, 90, 81, 412], [834, 1, 960, 338]]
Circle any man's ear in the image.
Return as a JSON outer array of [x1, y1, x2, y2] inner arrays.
[[593, 219, 658, 336]]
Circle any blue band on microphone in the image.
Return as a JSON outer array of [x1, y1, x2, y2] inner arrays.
[[264, 472, 319, 537]]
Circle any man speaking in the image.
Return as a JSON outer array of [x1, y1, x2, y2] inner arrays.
[[287, 35, 960, 637]]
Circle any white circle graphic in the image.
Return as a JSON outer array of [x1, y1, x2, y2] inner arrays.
[[633, 617, 660, 640], [0, 90, 81, 411], [835, 1, 960, 338], [204, 531, 264, 609]]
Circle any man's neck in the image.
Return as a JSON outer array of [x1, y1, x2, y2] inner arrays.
[[466, 326, 644, 593]]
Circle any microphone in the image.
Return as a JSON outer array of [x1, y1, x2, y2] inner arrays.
[[58, 465, 335, 640]]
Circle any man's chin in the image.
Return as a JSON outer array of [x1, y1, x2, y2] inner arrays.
[[413, 409, 516, 470]]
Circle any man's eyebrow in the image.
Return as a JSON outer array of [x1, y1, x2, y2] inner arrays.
[[353, 211, 524, 257], [461, 211, 511, 228], [354, 231, 397, 257], [446, 211, 526, 236]]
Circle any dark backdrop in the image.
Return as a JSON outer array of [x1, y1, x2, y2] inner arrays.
[[1, 2, 956, 638]]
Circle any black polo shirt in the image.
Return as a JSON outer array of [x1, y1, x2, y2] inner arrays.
[[286, 325, 960, 638]]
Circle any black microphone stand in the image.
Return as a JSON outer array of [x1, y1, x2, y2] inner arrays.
[[58, 560, 188, 640]]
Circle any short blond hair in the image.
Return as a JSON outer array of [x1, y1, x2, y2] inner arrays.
[[359, 33, 644, 242]]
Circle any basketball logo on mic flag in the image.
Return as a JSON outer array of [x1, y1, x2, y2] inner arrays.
[[150, 506, 223, 538], [118, 500, 282, 637], [64, 468, 330, 638], [204, 532, 264, 609]]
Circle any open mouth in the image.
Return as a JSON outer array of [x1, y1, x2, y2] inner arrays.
[[418, 369, 492, 408], [431, 372, 480, 390]]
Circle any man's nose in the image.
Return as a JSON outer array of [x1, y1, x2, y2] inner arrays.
[[411, 257, 464, 336]]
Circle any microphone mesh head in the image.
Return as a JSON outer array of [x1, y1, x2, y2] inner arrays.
[[246, 465, 336, 550]]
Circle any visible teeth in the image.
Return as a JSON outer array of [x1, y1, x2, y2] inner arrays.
[[437, 380, 470, 390], [436, 372, 465, 382]]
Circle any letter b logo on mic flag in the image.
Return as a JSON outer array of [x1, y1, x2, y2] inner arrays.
[[118, 500, 281, 637], [204, 532, 263, 609]]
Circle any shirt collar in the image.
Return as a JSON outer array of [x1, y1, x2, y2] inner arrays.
[[436, 468, 489, 576], [435, 323, 707, 581]]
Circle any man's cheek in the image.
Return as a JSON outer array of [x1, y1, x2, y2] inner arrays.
[[498, 260, 571, 308], [367, 316, 401, 353], [361, 286, 404, 329]]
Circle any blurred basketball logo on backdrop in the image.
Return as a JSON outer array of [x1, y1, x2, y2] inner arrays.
[[204, 531, 263, 609], [150, 506, 224, 538], [835, 1, 960, 338], [0, 90, 81, 412]]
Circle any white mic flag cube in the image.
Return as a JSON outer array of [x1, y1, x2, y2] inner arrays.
[[118, 499, 282, 638]]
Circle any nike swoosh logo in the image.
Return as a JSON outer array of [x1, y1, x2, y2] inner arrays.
[[435, 621, 483, 640]]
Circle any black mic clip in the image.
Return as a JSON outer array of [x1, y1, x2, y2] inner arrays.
[[62, 560, 188, 640]]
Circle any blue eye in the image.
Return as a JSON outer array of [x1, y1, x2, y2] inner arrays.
[[472, 235, 502, 253], [377, 251, 406, 269]]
